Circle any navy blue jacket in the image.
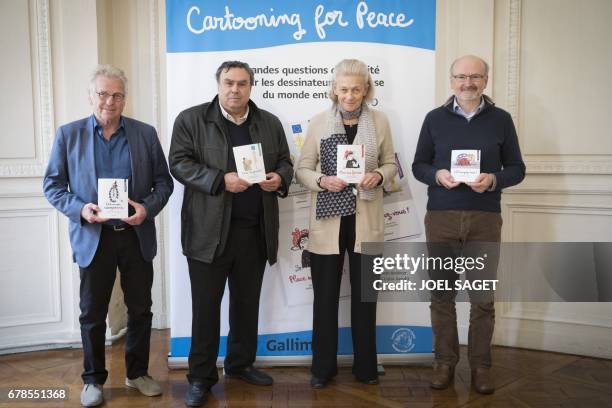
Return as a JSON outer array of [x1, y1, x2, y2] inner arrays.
[[43, 115, 173, 267], [412, 96, 525, 212]]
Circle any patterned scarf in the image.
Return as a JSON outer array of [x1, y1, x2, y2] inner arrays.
[[315, 104, 379, 220]]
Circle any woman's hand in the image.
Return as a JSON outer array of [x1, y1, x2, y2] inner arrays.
[[320, 175, 349, 192], [359, 172, 382, 190]]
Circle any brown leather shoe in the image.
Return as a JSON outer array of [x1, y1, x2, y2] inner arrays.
[[471, 367, 495, 394], [430, 364, 454, 389]]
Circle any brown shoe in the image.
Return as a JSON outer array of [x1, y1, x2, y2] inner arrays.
[[430, 364, 454, 389], [471, 367, 495, 394]]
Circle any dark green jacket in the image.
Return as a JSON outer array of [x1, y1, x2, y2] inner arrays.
[[169, 96, 293, 264]]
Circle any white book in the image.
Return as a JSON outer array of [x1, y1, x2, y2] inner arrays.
[[233, 143, 266, 184], [450, 149, 481, 182], [97, 178, 128, 219], [336, 144, 365, 184]]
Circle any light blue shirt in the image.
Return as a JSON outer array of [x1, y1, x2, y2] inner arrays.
[[453, 97, 485, 122]]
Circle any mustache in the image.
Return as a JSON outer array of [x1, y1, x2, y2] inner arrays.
[[461, 86, 478, 91]]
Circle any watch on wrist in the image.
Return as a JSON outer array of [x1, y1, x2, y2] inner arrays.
[[316, 175, 324, 188]]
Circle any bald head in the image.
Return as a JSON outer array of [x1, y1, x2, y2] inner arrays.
[[450, 55, 489, 77]]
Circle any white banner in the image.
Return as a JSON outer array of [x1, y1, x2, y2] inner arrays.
[[167, 0, 435, 366]]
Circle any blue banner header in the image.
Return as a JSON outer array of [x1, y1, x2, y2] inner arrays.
[[166, 0, 436, 52]]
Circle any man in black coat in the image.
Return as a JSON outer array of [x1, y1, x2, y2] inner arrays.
[[169, 61, 293, 407]]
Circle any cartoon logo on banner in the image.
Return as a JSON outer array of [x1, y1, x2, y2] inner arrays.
[[391, 327, 416, 353]]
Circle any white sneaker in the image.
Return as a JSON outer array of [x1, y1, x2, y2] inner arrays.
[[80, 384, 103, 407], [125, 375, 163, 396]]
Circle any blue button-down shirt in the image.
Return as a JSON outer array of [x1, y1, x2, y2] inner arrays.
[[453, 97, 485, 122], [92, 115, 132, 223]]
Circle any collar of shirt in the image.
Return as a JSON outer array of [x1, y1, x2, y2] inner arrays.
[[453, 97, 485, 121], [218, 101, 249, 125], [92, 115, 125, 138]]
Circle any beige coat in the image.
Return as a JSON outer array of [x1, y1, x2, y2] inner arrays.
[[296, 108, 397, 255]]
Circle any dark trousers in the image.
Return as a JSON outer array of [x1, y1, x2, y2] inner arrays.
[[424, 210, 502, 369], [79, 227, 153, 384], [186, 224, 267, 388], [310, 215, 378, 381]]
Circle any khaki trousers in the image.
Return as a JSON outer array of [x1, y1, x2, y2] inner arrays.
[[424, 210, 502, 368]]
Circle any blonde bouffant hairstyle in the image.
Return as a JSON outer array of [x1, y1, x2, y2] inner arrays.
[[329, 59, 375, 103]]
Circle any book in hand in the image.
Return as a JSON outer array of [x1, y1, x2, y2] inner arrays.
[[97, 178, 128, 219], [450, 149, 481, 182], [233, 143, 266, 184], [336, 144, 365, 183]]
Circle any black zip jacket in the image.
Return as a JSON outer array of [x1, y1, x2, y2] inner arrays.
[[169, 96, 293, 263]]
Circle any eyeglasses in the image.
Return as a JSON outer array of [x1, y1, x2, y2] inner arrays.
[[452, 74, 486, 82], [95, 91, 125, 102]]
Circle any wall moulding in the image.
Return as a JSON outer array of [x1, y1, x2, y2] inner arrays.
[[0, 208, 61, 329], [0, 0, 54, 178], [502, 172, 612, 195], [505, 0, 521, 124], [505, 188, 612, 196], [498, 302, 612, 329], [505, 203, 612, 215], [524, 157, 612, 175], [497, 202, 612, 332], [504, 0, 612, 175]]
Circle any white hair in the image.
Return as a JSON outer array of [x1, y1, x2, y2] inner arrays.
[[89, 64, 128, 94]]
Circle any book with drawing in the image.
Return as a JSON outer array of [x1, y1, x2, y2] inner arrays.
[[233, 143, 266, 183], [450, 149, 481, 182], [97, 178, 128, 219], [336, 144, 365, 183]]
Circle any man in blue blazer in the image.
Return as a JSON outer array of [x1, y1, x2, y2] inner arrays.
[[43, 65, 173, 407]]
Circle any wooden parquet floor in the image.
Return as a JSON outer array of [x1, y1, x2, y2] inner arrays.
[[1, 329, 611, 407]]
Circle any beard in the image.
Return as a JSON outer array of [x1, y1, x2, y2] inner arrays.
[[457, 87, 481, 101]]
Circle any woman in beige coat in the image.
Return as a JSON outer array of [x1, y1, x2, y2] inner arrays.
[[296, 59, 397, 388]]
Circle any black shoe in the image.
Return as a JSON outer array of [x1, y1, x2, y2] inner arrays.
[[357, 377, 379, 385], [184, 382, 208, 407], [310, 376, 328, 389], [224, 366, 273, 386]]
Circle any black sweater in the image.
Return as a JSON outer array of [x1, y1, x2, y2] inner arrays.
[[412, 96, 525, 213], [225, 117, 263, 227]]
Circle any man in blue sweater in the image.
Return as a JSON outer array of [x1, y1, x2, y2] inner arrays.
[[412, 55, 525, 394]]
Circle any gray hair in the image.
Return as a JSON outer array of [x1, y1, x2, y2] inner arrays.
[[329, 59, 375, 103], [449, 55, 489, 77], [89, 64, 128, 94], [215, 61, 255, 85]]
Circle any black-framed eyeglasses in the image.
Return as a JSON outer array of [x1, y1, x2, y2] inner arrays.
[[452, 74, 486, 82], [95, 91, 125, 102]]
